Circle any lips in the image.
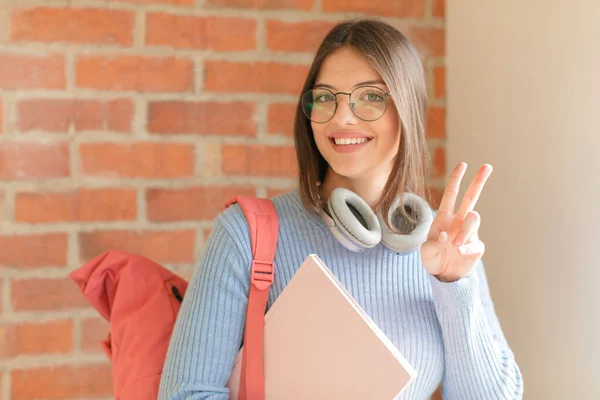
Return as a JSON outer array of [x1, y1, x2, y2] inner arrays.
[[329, 132, 373, 145], [327, 132, 374, 154], [328, 131, 374, 140], [331, 137, 372, 145]]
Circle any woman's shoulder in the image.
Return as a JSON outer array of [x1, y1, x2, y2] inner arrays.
[[218, 188, 316, 226], [270, 188, 326, 229], [214, 188, 324, 247]]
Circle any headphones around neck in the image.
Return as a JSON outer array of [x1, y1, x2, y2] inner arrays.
[[319, 187, 434, 253]]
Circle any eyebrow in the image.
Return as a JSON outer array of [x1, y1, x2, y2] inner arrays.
[[313, 80, 386, 90]]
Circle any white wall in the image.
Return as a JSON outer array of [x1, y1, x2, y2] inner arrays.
[[447, 1, 600, 399]]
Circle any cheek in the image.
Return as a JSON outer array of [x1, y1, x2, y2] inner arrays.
[[311, 122, 328, 147], [376, 109, 401, 146]]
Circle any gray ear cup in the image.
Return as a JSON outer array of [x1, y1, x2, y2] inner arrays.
[[324, 187, 382, 251], [377, 192, 433, 253]]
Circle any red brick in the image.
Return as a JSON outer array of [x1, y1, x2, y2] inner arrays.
[[81, 318, 109, 353], [10, 7, 134, 46], [267, 103, 296, 137], [221, 144, 297, 178], [147, 185, 256, 222], [427, 106, 445, 138], [76, 55, 193, 92], [15, 188, 137, 223], [11, 278, 90, 312], [0, 324, 16, 358], [79, 142, 194, 178], [322, 0, 425, 17], [100, 0, 194, 4], [148, 101, 256, 136], [80, 229, 196, 263], [204, 60, 308, 94], [0, 320, 73, 358], [147, 14, 256, 51], [432, 147, 445, 178], [407, 27, 445, 57], [0, 142, 70, 180], [0, 233, 68, 268], [11, 364, 112, 400], [433, 65, 445, 99], [433, 0, 445, 18], [0, 53, 65, 89], [18, 99, 133, 133], [206, 0, 312, 10], [266, 20, 334, 52]]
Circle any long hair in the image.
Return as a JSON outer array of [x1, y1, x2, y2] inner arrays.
[[293, 19, 432, 231]]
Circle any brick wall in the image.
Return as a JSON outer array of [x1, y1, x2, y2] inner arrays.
[[0, 0, 446, 398]]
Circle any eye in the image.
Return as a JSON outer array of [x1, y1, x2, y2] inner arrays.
[[363, 92, 384, 102], [315, 93, 335, 103]]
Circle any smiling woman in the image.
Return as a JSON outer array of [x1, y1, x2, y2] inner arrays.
[[158, 18, 523, 400], [301, 47, 403, 209], [294, 25, 430, 223]]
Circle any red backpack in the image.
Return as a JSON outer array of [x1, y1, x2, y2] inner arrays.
[[70, 196, 278, 400]]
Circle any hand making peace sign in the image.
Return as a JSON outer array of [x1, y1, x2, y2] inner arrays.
[[420, 162, 494, 282]]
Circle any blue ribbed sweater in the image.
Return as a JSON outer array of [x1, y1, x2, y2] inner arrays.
[[158, 189, 523, 399]]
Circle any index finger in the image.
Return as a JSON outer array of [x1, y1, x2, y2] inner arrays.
[[456, 164, 493, 217], [437, 162, 468, 214]]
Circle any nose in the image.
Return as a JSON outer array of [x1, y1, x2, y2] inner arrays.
[[331, 94, 359, 126]]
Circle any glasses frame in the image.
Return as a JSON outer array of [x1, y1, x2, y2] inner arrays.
[[301, 85, 391, 124]]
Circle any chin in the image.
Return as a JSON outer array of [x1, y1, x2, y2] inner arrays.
[[326, 162, 369, 180]]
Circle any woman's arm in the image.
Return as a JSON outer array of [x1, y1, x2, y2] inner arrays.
[[429, 260, 524, 399], [158, 207, 253, 400]]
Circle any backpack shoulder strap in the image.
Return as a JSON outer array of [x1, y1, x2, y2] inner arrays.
[[223, 195, 278, 400]]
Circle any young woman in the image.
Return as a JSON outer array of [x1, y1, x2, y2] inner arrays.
[[158, 19, 523, 399]]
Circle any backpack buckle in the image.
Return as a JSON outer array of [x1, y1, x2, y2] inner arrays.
[[251, 259, 274, 290]]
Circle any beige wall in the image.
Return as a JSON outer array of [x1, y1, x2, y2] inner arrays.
[[448, 1, 600, 399]]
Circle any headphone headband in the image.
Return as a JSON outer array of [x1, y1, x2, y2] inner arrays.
[[320, 188, 433, 253]]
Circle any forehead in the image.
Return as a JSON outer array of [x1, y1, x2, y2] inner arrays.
[[315, 47, 383, 89]]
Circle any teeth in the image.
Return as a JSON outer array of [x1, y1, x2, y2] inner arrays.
[[333, 137, 369, 145]]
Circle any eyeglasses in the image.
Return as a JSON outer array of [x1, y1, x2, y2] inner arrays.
[[301, 85, 391, 124]]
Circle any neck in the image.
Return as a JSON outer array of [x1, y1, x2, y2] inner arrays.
[[320, 168, 389, 209]]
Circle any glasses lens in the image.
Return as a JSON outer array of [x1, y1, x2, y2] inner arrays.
[[350, 87, 387, 121], [302, 89, 336, 123]]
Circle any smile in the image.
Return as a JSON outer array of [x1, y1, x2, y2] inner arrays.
[[329, 136, 373, 154], [332, 137, 370, 145]]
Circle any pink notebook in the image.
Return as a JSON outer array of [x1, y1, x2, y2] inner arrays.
[[226, 254, 417, 399]]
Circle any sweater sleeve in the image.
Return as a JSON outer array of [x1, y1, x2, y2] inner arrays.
[[158, 207, 253, 400], [428, 260, 524, 399]]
